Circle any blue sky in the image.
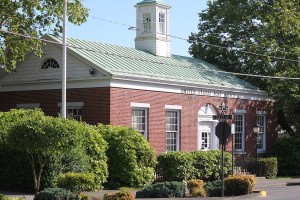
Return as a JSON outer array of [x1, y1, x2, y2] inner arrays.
[[67, 0, 208, 57]]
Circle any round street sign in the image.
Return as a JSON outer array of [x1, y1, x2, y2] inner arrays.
[[215, 122, 231, 145]]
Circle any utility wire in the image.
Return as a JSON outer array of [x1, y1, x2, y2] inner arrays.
[[1, 28, 300, 80]]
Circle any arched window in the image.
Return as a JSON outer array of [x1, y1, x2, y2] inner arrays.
[[41, 58, 59, 69]]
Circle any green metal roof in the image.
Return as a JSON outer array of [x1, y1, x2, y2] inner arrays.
[[47, 35, 257, 90]]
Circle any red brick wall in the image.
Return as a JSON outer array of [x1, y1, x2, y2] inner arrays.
[[0, 87, 278, 155], [0, 88, 110, 125], [109, 87, 278, 154]]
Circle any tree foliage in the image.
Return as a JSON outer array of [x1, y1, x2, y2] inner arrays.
[[189, 0, 300, 134], [2, 109, 108, 192], [0, 0, 89, 71]]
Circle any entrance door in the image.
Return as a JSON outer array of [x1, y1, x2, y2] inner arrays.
[[198, 122, 212, 151]]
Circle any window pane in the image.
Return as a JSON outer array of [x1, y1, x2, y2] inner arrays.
[[166, 111, 179, 151], [132, 109, 147, 136], [234, 114, 244, 151]]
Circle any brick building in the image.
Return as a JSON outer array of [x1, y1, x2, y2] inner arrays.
[[0, 0, 277, 156]]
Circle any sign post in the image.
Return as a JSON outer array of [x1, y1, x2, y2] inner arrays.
[[213, 102, 232, 197]]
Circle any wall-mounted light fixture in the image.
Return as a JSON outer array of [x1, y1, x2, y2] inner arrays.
[[89, 69, 95, 75]]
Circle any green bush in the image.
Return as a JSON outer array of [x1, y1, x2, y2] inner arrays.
[[104, 191, 135, 200], [190, 187, 207, 197], [259, 157, 278, 179], [204, 180, 222, 197], [191, 150, 232, 181], [156, 150, 232, 182], [97, 125, 156, 189], [271, 137, 300, 176], [224, 175, 256, 196], [156, 152, 194, 181], [0, 195, 25, 200], [56, 173, 97, 194], [135, 181, 185, 198], [0, 109, 108, 192], [34, 188, 79, 200]]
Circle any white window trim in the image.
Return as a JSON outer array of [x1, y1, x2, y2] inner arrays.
[[165, 105, 182, 110], [130, 102, 150, 108], [233, 109, 246, 114], [16, 103, 40, 109], [165, 109, 180, 151], [257, 113, 267, 153]]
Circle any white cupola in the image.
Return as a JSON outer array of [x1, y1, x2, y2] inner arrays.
[[135, 0, 171, 57]]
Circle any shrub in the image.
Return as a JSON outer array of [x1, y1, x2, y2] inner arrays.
[[104, 191, 135, 200], [34, 188, 79, 200], [224, 175, 256, 196], [271, 137, 300, 176], [135, 181, 185, 198], [187, 179, 204, 190], [190, 187, 207, 197], [259, 157, 278, 179], [191, 150, 232, 181], [0, 195, 25, 200], [204, 180, 222, 197], [97, 125, 156, 189], [156, 152, 194, 181], [56, 173, 97, 194], [187, 179, 206, 197]]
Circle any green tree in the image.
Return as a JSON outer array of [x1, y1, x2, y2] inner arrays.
[[0, 0, 89, 71], [6, 109, 83, 192], [189, 0, 300, 135]]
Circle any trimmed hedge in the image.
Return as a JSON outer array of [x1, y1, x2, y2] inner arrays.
[[156, 150, 232, 182], [259, 157, 278, 179], [224, 175, 256, 196], [136, 181, 185, 198], [56, 173, 97, 194], [34, 188, 79, 200], [156, 152, 194, 181], [97, 125, 156, 189]]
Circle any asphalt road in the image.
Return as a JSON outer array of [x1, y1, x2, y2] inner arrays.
[[1, 177, 300, 200]]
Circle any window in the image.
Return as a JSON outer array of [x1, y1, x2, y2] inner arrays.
[[58, 102, 83, 121], [234, 114, 245, 151], [143, 13, 151, 32], [67, 107, 82, 121], [131, 103, 149, 139], [132, 108, 148, 139], [256, 113, 266, 151], [41, 58, 59, 69], [166, 110, 180, 151], [159, 12, 165, 34]]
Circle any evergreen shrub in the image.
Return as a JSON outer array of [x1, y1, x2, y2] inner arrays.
[[259, 157, 278, 179], [135, 181, 185, 198], [56, 172, 97, 194], [34, 188, 79, 200], [156, 152, 194, 181], [204, 180, 222, 197], [224, 175, 256, 196], [97, 124, 156, 189]]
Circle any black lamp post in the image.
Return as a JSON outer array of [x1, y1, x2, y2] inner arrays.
[[253, 124, 262, 176]]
